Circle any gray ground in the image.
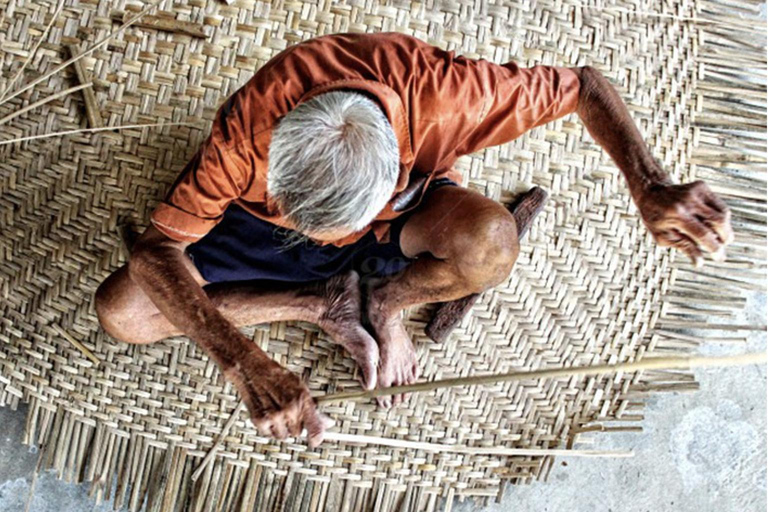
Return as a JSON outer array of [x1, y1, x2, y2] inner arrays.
[[1, 292, 765, 511]]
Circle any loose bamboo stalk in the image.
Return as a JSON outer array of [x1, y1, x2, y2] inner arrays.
[[0, 0, 162, 108], [189, 403, 631, 483], [0, 83, 92, 127], [66, 45, 103, 128], [191, 400, 245, 482], [52, 325, 100, 365], [317, 432, 634, 457], [0, 121, 199, 145], [23, 444, 47, 512], [0, 0, 65, 102], [655, 322, 766, 331], [191, 352, 764, 479], [315, 352, 766, 404], [110, 11, 207, 38]]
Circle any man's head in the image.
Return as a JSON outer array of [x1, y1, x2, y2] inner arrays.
[[267, 90, 400, 242]]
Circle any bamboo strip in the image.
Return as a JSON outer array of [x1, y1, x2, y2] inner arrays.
[[65, 45, 103, 128], [0, 121, 201, 145], [114, 434, 134, 510], [317, 432, 633, 457], [0, 0, 162, 108], [23, 447, 46, 512], [51, 325, 100, 365], [190, 353, 764, 480], [0, 83, 92, 128], [0, 0, 65, 102], [316, 353, 766, 404], [0, 1, 764, 509], [654, 322, 766, 331], [110, 11, 207, 38], [191, 400, 245, 482]]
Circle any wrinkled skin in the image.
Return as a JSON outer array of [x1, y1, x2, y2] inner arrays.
[[96, 65, 735, 447], [318, 271, 380, 390], [637, 180, 733, 266], [366, 292, 420, 408], [223, 347, 332, 446], [225, 270, 375, 445]]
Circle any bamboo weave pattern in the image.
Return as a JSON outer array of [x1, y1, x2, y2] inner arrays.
[[0, 0, 765, 510]]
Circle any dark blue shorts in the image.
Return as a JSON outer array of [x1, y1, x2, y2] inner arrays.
[[186, 178, 456, 284]]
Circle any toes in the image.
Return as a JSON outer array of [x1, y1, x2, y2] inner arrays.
[[398, 364, 420, 406], [360, 351, 379, 391], [350, 327, 379, 390], [252, 419, 271, 437], [377, 396, 392, 409], [270, 422, 288, 440], [411, 362, 420, 381], [320, 414, 336, 430], [286, 418, 301, 438], [326, 326, 379, 392], [360, 364, 377, 391]]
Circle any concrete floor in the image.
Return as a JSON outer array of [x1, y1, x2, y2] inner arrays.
[[1, 292, 765, 511]]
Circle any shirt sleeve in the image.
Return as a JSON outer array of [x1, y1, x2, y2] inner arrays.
[[150, 106, 253, 243], [457, 63, 581, 155]]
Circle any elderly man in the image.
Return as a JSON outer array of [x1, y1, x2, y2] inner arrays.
[[94, 32, 733, 447]]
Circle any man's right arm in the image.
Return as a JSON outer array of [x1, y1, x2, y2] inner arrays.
[[128, 225, 328, 446], [129, 225, 246, 364]]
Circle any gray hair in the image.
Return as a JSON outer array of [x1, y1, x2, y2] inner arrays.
[[267, 90, 400, 237]]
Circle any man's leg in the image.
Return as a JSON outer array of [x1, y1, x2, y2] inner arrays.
[[367, 185, 519, 406], [95, 260, 379, 388]]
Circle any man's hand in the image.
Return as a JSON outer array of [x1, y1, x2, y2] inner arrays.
[[129, 226, 331, 446], [636, 180, 734, 267], [571, 66, 735, 266], [223, 347, 332, 447]]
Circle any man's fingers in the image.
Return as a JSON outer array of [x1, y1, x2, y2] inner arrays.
[[286, 418, 301, 437], [707, 209, 734, 246], [702, 191, 729, 214], [696, 187, 734, 245], [643, 181, 735, 262], [270, 420, 289, 440], [669, 230, 704, 267], [320, 415, 336, 430], [252, 419, 272, 437], [302, 401, 327, 448], [283, 402, 303, 437], [675, 216, 722, 254]]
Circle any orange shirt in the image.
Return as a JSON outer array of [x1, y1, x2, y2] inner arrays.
[[150, 32, 580, 247]]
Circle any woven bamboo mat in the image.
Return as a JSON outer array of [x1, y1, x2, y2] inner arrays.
[[0, 0, 765, 510]]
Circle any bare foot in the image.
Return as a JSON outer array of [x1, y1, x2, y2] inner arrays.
[[366, 290, 420, 408], [318, 271, 379, 390]]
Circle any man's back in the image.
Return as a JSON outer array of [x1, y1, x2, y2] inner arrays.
[[151, 32, 579, 247]]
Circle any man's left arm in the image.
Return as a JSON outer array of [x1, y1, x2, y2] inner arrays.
[[570, 66, 733, 266]]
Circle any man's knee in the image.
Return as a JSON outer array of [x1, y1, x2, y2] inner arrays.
[[94, 266, 155, 344], [448, 207, 519, 292]]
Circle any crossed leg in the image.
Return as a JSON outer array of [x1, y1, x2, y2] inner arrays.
[[95, 186, 519, 399], [365, 185, 519, 406], [96, 259, 380, 387]]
